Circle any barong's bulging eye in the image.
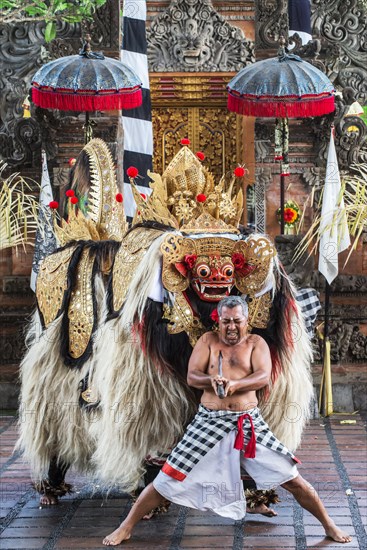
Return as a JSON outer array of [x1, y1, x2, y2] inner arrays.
[[197, 264, 210, 277], [222, 265, 234, 277]]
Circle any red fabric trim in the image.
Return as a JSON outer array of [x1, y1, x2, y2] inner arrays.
[[31, 87, 143, 112], [234, 413, 256, 458], [162, 462, 186, 481], [227, 93, 335, 118], [228, 90, 334, 100]]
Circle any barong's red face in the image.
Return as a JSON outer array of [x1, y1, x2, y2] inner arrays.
[[189, 254, 235, 302], [219, 305, 248, 345]]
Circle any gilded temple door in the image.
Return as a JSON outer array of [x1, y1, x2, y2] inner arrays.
[[150, 74, 255, 224]]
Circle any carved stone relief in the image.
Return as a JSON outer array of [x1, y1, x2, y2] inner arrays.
[[312, 321, 367, 363], [0, 0, 119, 167], [255, 0, 288, 51], [147, 0, 254, 72], [275, 235, 367, 363], [312, 0, 367, 104]]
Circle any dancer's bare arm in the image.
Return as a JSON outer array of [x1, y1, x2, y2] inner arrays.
[[187, 333, 214, 389]]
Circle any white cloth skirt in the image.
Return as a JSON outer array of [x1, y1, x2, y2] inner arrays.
[[153, 430, 298, 520]]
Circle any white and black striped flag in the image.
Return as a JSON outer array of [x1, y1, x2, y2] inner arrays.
[[288, 0, 312, 45], [121, 0, 153, 219]]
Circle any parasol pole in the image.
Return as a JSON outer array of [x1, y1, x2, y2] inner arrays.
[[275, 115, 289, 235], [280, 174, 285, 234], [319, 279, 333, 416], [84, 112, 89, 144]]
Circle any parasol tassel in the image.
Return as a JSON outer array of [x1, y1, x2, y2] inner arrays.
[[32, 87, 142, 112], [227, 94, 335, 119]]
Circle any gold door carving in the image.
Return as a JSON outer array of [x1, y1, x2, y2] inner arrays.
[[152, 107, 241, 183]]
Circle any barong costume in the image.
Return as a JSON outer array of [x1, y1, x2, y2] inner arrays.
[[17, 140, 314, 511], [154, 405, 299, 519]]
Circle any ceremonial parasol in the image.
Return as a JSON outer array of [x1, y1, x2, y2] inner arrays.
[[31, 36, 143, 143], [227, 38, 335, 233]]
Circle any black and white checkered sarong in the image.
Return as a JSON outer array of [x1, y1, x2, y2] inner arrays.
[[164, 405, 298, 480], [296, 287, 321, 337]]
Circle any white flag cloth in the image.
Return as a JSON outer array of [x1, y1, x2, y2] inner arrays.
[[30, 150, 57, 291], [318, 131, 350, 284]]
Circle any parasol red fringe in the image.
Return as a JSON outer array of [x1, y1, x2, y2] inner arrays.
[[32, 87, 143, 112], [227, 93, 335, 118]]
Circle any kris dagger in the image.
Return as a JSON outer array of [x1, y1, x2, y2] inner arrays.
[[217, 351, 225, 399]]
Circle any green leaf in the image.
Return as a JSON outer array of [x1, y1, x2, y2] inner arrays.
[[44, 21, 56, 42], [55, 2, 68, 11], [24, 6, 48, 15], [1, 1, 18, 8]]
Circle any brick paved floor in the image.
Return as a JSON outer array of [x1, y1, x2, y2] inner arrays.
[[1, 415, 366, 550]]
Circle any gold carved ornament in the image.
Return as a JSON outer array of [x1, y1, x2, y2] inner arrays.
[[67, 247, 96, 360], [128, 146, 243, 231], [36, 246, 76, 327], [233, 236, 276, 296], [163, 293, 206, 348], [112, 227, 165, 313], [54, 138, 127, 247], [247, 291, 273, 331]]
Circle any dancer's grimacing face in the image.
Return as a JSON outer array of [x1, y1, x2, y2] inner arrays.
[[219, 305, 248, 345]]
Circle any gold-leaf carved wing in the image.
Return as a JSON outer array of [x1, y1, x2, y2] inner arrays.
[[36, 246, 76, 326], [67, 247, 96, 360], [161, 234, 197, 293], [112, 227, 165, 312], [233, 236, 276, 295]]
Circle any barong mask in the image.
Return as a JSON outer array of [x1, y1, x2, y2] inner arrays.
[[161, 232, 275, 301]]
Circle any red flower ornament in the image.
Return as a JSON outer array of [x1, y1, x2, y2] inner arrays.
[[49, 200, 59, 209], [234, 166, 246, 177], [196, 193, 207, 203], [210, 309, 219, 324], [70, 196, 79, 205], [184, 254, 197, 270], [196, 151, 205, 161], [65, 189, 75, 197], [127, 166, 139, 178], [115, 193, 123, 203], [231, 252, 245, 270], [180, 138, 191, 145]]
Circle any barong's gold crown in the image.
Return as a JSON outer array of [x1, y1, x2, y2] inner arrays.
[[131, 146, 243, 233]]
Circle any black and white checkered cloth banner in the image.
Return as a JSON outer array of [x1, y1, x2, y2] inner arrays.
[[288, 0, 312, 45], [121, 0, 153, 220], [296, 287, 321, 337], [163, 405, 297, 480]]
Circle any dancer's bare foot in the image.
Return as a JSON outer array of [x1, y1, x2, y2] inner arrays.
[[246, 503, 277, 517], [103, 524, 131, 546], [39, 493, 58, 506], [325, 522, 352, 543]]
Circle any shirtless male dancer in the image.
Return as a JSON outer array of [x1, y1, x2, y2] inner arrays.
[[103, 296, 352, 545]]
